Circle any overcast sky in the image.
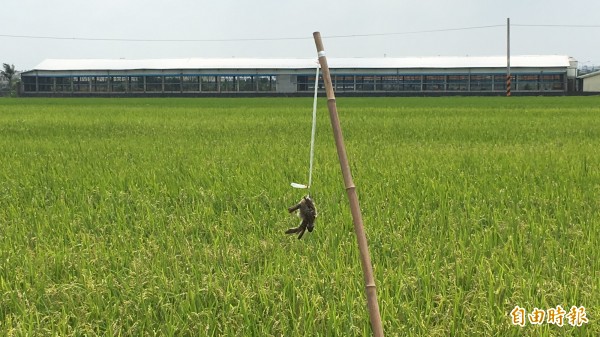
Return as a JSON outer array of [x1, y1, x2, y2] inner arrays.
[[2, 0, 599, 70]]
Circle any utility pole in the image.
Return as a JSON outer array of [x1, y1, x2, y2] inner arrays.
[[507, 17, 511, 96]]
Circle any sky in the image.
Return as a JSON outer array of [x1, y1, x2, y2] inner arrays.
[[2, 0, 599, 71]]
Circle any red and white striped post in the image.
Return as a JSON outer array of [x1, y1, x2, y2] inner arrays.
[[507, 17, 511, 96]]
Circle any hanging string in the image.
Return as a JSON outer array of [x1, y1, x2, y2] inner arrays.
[[308, 66, 319, 189], [290, 64, 319, 191]]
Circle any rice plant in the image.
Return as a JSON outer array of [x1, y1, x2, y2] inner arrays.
[[0, 96, 599, 336]]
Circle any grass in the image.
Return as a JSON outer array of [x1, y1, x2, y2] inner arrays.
[[0, 96, 599, 336]]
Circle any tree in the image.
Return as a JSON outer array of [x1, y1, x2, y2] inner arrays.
[[1, 63, 16, 96]]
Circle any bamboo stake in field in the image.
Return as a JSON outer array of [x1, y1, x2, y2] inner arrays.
[[313, 31, 384, 337]]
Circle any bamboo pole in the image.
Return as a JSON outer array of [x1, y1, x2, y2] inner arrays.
[[313, 31, 384, 337]]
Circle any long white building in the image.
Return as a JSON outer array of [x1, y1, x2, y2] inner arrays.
[[19, 55, 578, 96]]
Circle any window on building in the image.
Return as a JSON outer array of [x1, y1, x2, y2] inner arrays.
[[297, 76, 315, 92], [540, 74, 564, 90], [334, 75, 354, 92], [91, 77, 109, 92], [470, 75, 492, 91], [446, 75, 469, 91], [55, 77, 71, 92], [257, 76, 275, 92], [201, 76, 218, 91], [111, 77, 127, 92], [423, 75, 445, 91], [447, 75, 469, 91], [493, 75, 509, 91], [238, 76, 255, 91], [182, 76, 200, 92], [400, 75, 422, 91], [73, 77, 90, 92], [517, 74, 539, 90], [22, 76, 36, 92], [376, 76, 398, 91], [220, 76, 236, 91], [164, 76, 181, 92], [146, 76, 163, 92], [38, 77, 53, 92], [129, 76, 144, 92], [356, 76, 375, 91]]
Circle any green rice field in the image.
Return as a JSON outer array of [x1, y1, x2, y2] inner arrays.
[[1, 96, 599, 336]]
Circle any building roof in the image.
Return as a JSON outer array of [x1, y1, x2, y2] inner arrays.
[[30, 55, 571, 72], [578, 69, 600, 79]]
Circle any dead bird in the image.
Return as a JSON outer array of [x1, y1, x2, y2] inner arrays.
[[286, 195, 317, 239]]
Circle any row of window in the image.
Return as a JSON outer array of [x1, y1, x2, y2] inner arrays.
[[22, 75, 277, 93], [22, 73, 566, 93], [298, 74, 565, 92]]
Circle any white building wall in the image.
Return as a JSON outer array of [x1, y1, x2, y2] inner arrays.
[[583, 73, 600, 92], [276, 74, 297, 93]]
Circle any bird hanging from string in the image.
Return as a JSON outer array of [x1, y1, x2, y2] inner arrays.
[[286, 195, 317, 239], [286, 65, 319, 239]]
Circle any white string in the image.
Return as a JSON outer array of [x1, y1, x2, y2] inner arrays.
[[290, 65, 319, 190], [308, 66, 319, 189]]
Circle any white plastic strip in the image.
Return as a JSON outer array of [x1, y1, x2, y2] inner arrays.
[[291, 182, 308, 189]]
